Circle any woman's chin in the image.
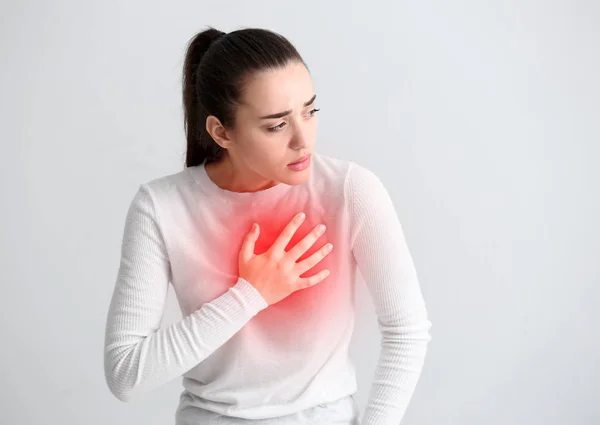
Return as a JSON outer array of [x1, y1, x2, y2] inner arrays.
[[282, 167, 311, 186]]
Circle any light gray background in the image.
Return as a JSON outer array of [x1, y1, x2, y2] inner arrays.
[[2, 1, 598, 424]]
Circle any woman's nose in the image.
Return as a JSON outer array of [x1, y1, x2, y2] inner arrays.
[[289, 124, 310, 149]]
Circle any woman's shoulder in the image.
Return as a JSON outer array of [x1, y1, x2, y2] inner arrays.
[[313, 152, 381, 194], [312, 152, 353, 176], [123, 167, 199, 219]]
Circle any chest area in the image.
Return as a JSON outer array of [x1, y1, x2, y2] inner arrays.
[[164, 194, 351, 315]]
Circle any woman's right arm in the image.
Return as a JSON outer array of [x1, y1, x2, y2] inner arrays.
[[103, 184, 268, 402]]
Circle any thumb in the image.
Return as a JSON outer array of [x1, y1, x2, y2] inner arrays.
[[240, 223, 259, 262]]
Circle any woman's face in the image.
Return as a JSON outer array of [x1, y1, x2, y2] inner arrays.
[[209, 60, 319, 190]]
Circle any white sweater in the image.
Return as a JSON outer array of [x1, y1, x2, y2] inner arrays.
[[104, 152, 432, 425]]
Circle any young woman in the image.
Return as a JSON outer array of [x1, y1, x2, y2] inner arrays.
[[104, 27, 432, 425]]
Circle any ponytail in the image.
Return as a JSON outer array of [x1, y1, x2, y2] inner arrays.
[[182, 27, 226, 167]]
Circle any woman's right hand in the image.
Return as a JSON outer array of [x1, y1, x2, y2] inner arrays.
[[238, 212, 333, 306]]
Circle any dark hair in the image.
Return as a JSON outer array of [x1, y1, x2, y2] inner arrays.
[[182, 27, 306, 167]]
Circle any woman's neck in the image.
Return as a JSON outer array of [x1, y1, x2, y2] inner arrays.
[[204, 158, 279, 193]]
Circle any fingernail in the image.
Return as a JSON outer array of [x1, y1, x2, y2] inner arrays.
[[298, 212, 306, 220], [317, 224, 326, 233]]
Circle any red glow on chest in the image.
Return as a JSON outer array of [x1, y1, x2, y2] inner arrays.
[[233, 202, 343, 316]]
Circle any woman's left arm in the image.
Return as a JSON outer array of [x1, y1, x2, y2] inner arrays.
[[346, 163, 433, 425]]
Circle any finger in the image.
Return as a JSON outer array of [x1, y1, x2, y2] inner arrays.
[[296, 269, 330, 289], [240, 223, 259, 262], [286, 223, 326, 262], [267, 212, 305, 256], [295, 243, 333, 275]]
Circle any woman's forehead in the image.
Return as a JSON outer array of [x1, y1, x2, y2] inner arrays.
[[240, 63, 314, 115]]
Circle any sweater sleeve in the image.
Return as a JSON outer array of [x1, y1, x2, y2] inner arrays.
[[104, 184, 268, 402], [346, 164, 432, 425]]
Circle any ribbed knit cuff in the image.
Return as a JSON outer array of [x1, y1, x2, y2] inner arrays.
[[230, 277, 269, 312]]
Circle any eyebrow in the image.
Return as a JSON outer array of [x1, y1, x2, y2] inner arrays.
[[259, 94, 317, 119]]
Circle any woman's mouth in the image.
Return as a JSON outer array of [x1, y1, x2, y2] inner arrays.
[[287, 154, 311, 171]]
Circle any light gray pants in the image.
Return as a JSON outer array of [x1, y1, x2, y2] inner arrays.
[[176, 395, 360, 425]]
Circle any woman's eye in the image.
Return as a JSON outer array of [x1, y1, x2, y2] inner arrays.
[[268, 122, 286, 132], [268, 108, 319, 132]]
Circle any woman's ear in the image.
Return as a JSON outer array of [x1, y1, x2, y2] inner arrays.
[[206, 115, 233, 149]]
